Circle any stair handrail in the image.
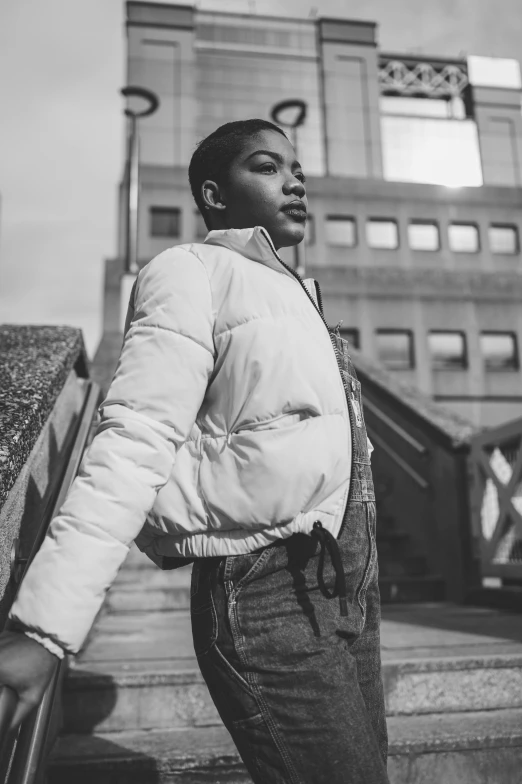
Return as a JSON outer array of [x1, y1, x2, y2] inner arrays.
[[0, 379, 101, 784]]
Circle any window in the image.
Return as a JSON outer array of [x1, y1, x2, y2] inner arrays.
[[305, 214, 315, 246], [150, 207, 181, 238], [376, 330, 414, 369], [480, 332, 518, 371], [194, 210, 208, 240], [325, 216, 356, 247], [428, 331, 467, 369], [489, 224, 519, 255], [408, 221, 440, 251], [448, 223, 480, 253], [340, 328, 360, 350], [366, 219, 399, 250], [380, 96, 483, 188], [381, 96, 466, 120]]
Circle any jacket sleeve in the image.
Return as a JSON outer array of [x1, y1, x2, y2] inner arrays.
[[9, 248, 215, 654]]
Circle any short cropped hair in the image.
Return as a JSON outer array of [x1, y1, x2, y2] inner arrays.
[[188, 119, 287, 229]]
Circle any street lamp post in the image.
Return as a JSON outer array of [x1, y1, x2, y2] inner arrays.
[[120, 86, 159, 275], [270, 99, 308, 276]]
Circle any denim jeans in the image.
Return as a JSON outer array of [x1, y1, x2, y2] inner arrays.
[[190, 330, 388, 783], [190, 507, 388, 784]]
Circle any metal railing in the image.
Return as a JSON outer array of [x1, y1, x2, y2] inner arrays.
[[350, 347, 480, 602], [0, 379, 100, 784], [469, 416, 522, 583]]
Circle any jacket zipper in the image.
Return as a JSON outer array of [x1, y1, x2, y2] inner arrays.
[[260, 231, 355, 538]]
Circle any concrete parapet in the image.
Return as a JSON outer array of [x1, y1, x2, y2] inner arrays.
[[0, 325, 90, 626]]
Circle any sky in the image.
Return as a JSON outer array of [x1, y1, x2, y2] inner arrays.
[[0, 0, 521, 357]]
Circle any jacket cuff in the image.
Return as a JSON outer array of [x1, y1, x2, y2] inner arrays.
[[23, 631, 65, 660]]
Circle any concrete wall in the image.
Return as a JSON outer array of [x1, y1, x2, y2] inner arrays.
[[127, 3, 196, 167], [0, 326, 89, 627], [319, 19, 383, 179], [473, 86, 522, 188]]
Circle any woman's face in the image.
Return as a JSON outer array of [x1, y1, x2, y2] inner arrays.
[[207, 130, 308, 250]]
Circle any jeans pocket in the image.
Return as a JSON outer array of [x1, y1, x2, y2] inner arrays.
[[355, 502, 377, 625], [197, 642, 261, 727], [212, 643, 256, 696], [225, 546, 275, 596]]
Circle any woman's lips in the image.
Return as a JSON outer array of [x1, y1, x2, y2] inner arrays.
[[281, 204, 307, 222]]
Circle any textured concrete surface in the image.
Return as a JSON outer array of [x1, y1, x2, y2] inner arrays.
[[49, 725, 246, 784], [49, 710, 522, 784], [64, 672, 219, 734], [0, 325, 88, 505], [381, 602, 522, 656], [0, 370, 87, 624], [0, 324, 89, 623]]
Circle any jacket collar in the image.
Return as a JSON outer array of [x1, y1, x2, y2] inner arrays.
[[203, 226, 295, 279]]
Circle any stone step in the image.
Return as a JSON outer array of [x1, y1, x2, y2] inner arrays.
[[64, 652, 522, 733], [106, 586, 191, 613], [64, 661, 220, 733], [107, 558, 192, 612], [47, 709, 522, 784], [64, 606, 522, 733]]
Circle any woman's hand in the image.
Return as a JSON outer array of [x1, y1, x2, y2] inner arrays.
[[0, 630, 58, 733]]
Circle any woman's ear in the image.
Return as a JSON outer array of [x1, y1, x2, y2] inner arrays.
[[201, 180, 226, 212]]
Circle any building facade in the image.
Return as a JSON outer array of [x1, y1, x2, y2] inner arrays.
[[100, 1, 522, 427]]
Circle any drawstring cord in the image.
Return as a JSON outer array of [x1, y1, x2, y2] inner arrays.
[[311, 521, 348, 617]]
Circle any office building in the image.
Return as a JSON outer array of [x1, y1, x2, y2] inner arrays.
[[96, 1, 522, 427]]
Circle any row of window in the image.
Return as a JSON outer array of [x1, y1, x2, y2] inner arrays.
[[342, 329, 519, 372], [149, 206, 520, 257], [322, 216, 519, 254]]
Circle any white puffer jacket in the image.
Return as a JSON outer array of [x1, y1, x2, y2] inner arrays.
[[10, 227, 351, 653]]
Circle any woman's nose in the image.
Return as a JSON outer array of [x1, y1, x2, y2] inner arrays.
[[283, 177, 306, 198]]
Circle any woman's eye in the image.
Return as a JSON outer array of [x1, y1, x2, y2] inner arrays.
[[296, 172, 307, 183], [258, 163, 276, 173]]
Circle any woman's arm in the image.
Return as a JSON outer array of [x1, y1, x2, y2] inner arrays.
[[8, 246, 215, 654]]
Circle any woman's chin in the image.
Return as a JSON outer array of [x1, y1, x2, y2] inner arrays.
[[273, 223, 306, 249]]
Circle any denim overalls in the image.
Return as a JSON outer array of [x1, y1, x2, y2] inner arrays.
[[190, 329, 389, 784]]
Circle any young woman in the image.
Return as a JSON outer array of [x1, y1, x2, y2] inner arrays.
[[0, 119, 389, 783]]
